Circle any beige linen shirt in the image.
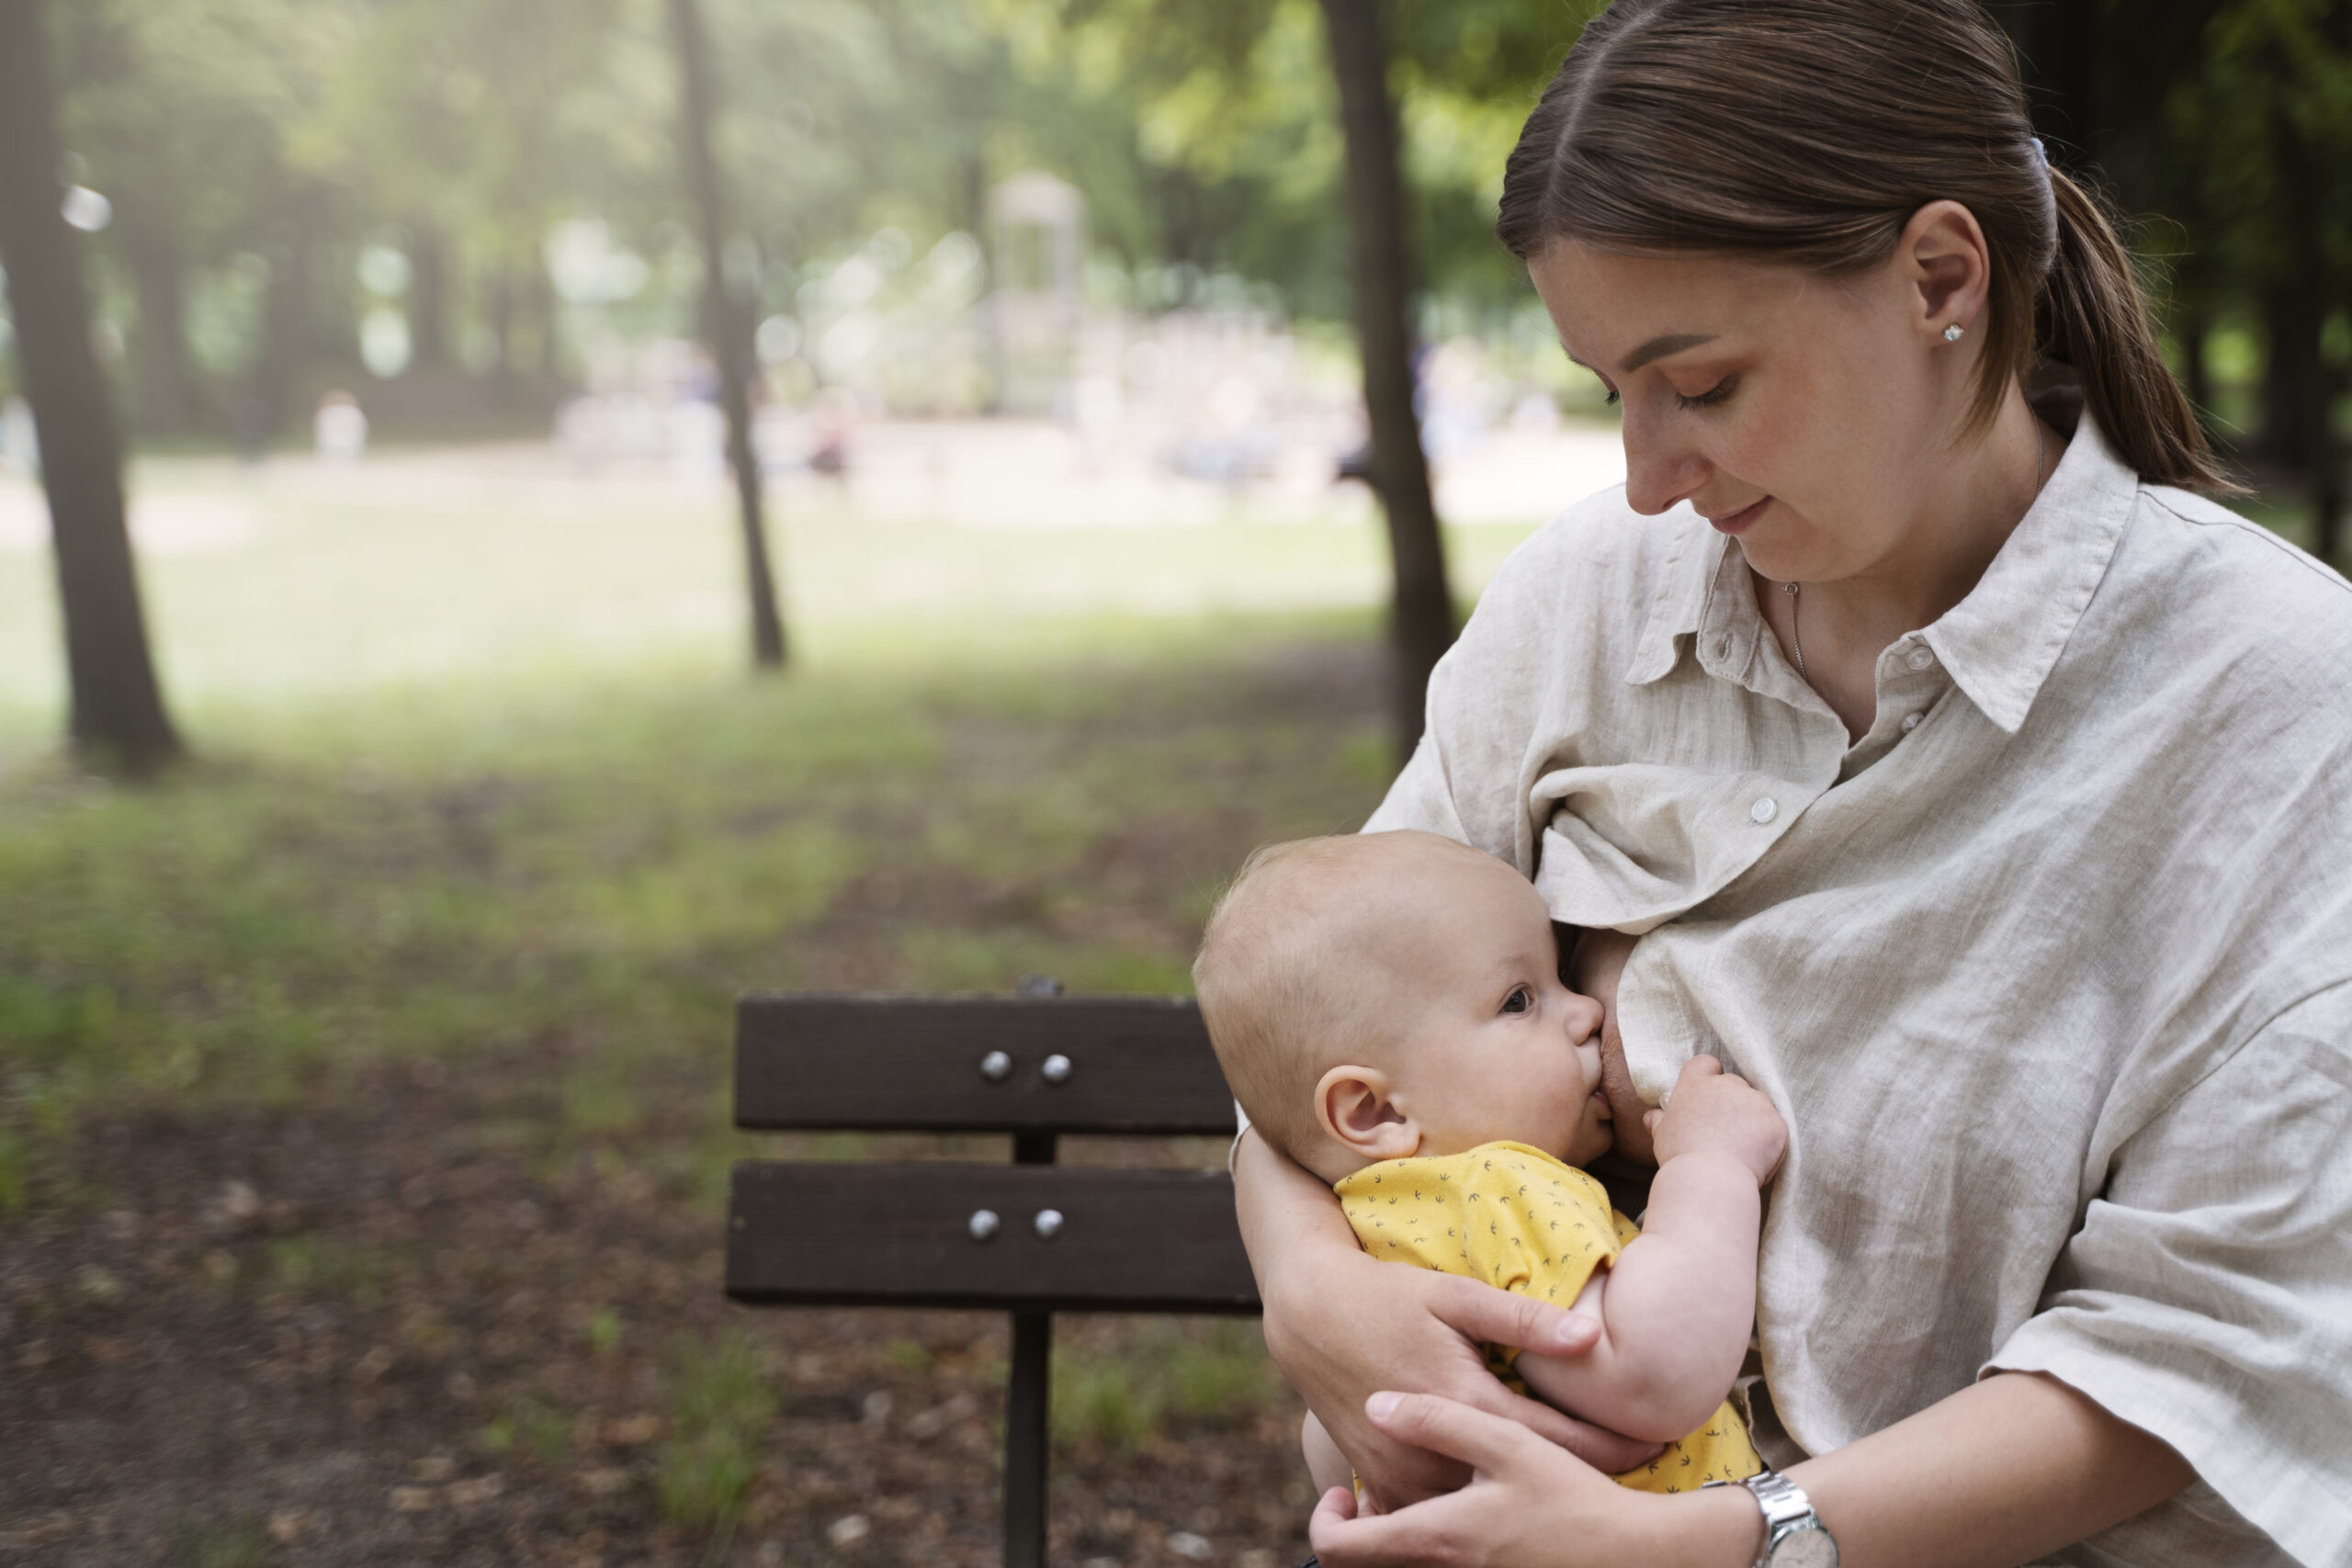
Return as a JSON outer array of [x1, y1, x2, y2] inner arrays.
[[1363, 416, 2352, 1567]]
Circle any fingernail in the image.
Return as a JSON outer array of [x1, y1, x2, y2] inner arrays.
[[1556, 1314, 1596, 1347], [1366, 1391, 1402, 1420]]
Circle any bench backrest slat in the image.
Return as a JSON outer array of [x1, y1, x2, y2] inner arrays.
[[726, 1162, 1260, 1314], [734, 993, 1236, 1135]]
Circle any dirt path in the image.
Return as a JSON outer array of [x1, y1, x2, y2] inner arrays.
[[1, 1045, 1315, 1567]]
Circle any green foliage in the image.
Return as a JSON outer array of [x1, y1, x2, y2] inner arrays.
[[657, 1332, 777, 1528], [1052, 1321, 1285, 1452], [480, 1397, 573, 1465], [175, 1517, 278, 1568], [0, 1130, 27, 1215], [267, 1233, 384, 1303]]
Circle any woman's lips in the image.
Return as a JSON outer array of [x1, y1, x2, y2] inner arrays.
[[1706, 497, 1770, 536]]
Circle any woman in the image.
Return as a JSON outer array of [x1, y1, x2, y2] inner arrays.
[[1236, 3, 2352, 1564]]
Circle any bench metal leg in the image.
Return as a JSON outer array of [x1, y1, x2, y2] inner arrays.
[[1004, 1306, 1052, 1568], [1005, 1126, 1057, 1568]]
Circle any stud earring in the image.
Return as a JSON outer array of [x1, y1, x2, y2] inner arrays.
[[1943, 324, 1965, 343]]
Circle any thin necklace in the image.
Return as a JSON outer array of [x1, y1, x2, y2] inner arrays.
[[1782, 422, 2048, 683]]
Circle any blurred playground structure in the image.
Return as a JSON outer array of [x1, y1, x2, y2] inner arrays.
[[532, 173, 1622, 530]]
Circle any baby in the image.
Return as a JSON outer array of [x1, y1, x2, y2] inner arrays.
[[1193, 829, 1787, 1499]]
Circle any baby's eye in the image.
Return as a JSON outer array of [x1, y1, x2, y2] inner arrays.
[[1500, 986, 1532, 1015]]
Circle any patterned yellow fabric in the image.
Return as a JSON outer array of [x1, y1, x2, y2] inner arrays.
[[1335, 1140, 1761, 1495]]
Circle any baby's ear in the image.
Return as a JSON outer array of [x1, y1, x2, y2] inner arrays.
[[1313, 1066, 1418, 1162]]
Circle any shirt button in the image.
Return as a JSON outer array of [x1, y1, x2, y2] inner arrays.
[[1906, 647, 1935, 671], [1901, 712, 1922, 732], [1749, 797, 1778, 824]]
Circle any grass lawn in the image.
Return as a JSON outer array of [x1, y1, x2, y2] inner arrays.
[[0, 452, 1560, 1137], [0, 447, 1543, 1567]]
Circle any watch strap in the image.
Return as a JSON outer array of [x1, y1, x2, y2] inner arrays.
[[1704, 1468, 1836, 1568]]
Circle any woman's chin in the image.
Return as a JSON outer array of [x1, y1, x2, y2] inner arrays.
[[1733, 535, 1809, 585]]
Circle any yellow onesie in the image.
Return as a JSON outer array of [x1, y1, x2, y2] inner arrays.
[[1335, 1139, 1761, 1495]]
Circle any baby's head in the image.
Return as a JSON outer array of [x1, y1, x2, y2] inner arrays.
[[1194, 830, 1611, 1183]]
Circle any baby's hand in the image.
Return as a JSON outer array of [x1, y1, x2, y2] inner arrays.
[[1641, 1055, 1786, 1185]]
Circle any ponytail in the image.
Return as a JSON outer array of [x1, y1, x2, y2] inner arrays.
[[2041, 171, 2235, 493]]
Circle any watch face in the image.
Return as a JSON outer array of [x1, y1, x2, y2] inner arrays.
[[1770, 1526, 1838, 1568]]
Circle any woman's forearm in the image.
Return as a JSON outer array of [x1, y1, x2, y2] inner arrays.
[[1739, 1371, 2193, 1568], [1317, 1370, 2198, 1568], [1233, 1122, 1363, 1279]]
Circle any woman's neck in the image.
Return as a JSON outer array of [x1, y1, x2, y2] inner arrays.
[[1760, 389, 2056, 739]]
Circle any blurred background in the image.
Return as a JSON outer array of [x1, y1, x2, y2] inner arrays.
[[0, 1, 2346, 1564]]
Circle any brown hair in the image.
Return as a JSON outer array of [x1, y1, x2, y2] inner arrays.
[[1497, 0, 2229, 492]]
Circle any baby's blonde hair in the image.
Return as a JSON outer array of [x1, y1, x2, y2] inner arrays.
[[1193, 830, 1498, 1167]]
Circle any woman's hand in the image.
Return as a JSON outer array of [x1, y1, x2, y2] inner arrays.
[[1314, 1373, 2198, 1568], [1308, 1393, 1761, 1568], [1235, 1129, 1666, 1508]]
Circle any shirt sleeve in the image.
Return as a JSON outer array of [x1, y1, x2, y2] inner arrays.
[[1982, 982, 2352, 1567], [1362, 515, 1596, 872]]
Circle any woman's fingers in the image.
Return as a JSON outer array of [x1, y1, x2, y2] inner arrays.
[[1310, 1492, 1465, 1568], [1426, 1271, 1598, 1356], [1487, 1389, 1667, 1473], [1365, 1390, 1549, 1477], [1418, 1274, 1663, 1470], [1313, 1397, 1607, 1567]]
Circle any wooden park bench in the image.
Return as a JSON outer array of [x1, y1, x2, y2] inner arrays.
[[724, 983, 1261, 1568]]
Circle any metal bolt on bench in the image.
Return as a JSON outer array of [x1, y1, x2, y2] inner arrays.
[[724, 977, 1260, 1568]]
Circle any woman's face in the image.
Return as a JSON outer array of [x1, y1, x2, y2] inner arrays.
[[1526, 234, 1979, 586]]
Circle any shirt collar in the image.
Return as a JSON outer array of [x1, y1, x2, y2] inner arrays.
[[1624, 505, 1716, 685], [1920, 412, 2137, 733], [1621, 414, 2140, 733]]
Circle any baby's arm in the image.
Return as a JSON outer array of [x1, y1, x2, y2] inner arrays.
[[1512, 1055, 1784, 1442]]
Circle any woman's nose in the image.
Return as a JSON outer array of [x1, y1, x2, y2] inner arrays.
[[1620, 412, 1709, 516]]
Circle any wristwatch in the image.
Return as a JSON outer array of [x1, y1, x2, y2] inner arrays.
[[1705, 1469, 1838, 1568]]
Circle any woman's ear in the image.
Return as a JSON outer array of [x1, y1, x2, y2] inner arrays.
[[1899, 198, 1992, 340], [1312, 1066, 1419, 1162]]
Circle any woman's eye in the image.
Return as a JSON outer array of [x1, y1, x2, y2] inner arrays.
[[1674, 374, 1737, 411], [1500, 986, 1532, 1015]]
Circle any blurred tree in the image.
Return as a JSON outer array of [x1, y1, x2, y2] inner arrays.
[[300, 0, 655, 393], [0, 0, 180, 770], [672, 0, 787, 671], [1318, 0, 1451, 755], [53, 0, 348, 437], [1035, 0, 1512, 752], [2156, 0, 2352, 558]]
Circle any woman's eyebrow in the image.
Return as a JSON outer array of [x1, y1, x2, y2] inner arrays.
[[1622, 332, 1717, 371], [1558, 332, 1720, 375]]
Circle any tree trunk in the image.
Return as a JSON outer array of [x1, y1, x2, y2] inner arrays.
[[410, 221, 451, 370], [2259, 58, 2327, 486], [669, 0, 786, 671], [120, 202, 203, 438], [0, 0, 180, 771], [1316, 0, 1453, 761], [252, 207, 312, 438], [486, 266, 514, 396], [2177, 299, 2213, 433]]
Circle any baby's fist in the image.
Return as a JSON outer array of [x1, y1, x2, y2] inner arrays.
[[1642, 1056, 1786, 1185]]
